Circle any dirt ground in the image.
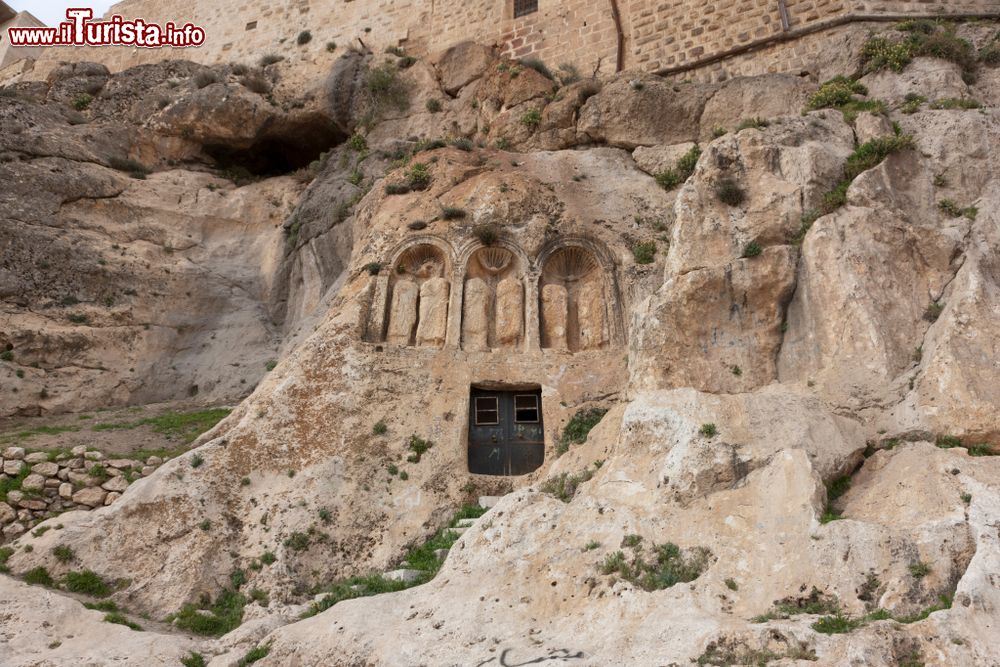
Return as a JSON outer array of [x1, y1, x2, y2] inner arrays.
[[0, 400, 234, 459]]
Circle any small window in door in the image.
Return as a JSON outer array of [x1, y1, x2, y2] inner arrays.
[[475, 396, 499, 425], [514, 394, 539, 423]]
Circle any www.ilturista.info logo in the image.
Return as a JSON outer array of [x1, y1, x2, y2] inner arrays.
[[5, 8, 205, 48]]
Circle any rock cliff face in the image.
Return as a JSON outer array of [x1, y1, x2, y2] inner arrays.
[[2, 20, 1000, 667]]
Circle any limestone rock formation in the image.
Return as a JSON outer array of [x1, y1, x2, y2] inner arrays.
[[2, 18, 1000, 667]]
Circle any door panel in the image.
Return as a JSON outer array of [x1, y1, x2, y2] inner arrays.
[[468, 388, 544, 476]]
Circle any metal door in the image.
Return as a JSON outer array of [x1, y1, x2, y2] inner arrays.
[[468, 388, 544, 475]]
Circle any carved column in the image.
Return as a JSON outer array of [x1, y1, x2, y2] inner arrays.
[[416, 277, 449, 348], [525, 273, 541, 352]]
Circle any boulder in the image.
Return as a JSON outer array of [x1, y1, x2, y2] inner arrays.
[[632, 142, 698, 177], [577, 77, 715, 149], [2, 522, 25, 538], [101, 476, 129, 493], [58, 483, 74, 499], [860, 57, 969, 104], [0, 502, 16, 524], [854, 111, 895, 144], [31, 462, 60, 478], [699, 74, 813, 141], [104, 492, 122, 505], [3, 460, 25, 476], [23, 452, 48, 464], [71, 487, 107, 508], [20, 474, 46, 492], [2, 447, 25, 460], [435, 42, 494, 95]]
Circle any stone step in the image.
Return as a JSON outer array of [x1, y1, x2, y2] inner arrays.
[[433, 548, 449, 560], [450, 526, 468, 536], [478, 495, 501, 509], [456, 518, 477, 528], [383, 569, 425, 584]]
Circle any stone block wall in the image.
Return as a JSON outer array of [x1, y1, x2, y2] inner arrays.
[[21, 0, 1000, 90]]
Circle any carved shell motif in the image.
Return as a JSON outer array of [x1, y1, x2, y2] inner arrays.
[[475, 246, 514, 274], [395, 244, 445, 279], [543, 246, 599, 283]]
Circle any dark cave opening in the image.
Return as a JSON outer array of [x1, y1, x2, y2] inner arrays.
[[205, 113, 347, 177]]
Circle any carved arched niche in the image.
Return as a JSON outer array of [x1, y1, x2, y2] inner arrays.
[[462, 246, 526, 351], [539, 246, 609, 352], [385, 243, 450, 348]]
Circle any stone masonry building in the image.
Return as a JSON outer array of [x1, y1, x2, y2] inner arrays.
[[11, 0, 1000, 83]]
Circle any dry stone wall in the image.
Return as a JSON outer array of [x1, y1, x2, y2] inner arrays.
[[0, 446, 163, 541]]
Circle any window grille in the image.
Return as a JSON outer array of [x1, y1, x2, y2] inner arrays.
[[514, 0, 538, 19]]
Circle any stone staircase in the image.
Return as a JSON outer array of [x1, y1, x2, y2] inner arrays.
[[383, 495, 500, 583]]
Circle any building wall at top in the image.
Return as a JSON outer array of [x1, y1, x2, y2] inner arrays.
[[0, 11, 46, 70], [21, 0, 1000, 85]]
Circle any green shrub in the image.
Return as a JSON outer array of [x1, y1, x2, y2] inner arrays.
[[742, 241, 762, 258], [365, 62, 410, 116], [284, 532, 310, 551], [326, 41, 337, 53], [73, 94, 93, 110], [441, 206, 467, 220], [598, 541, 711, 591], [407, 434, 433, 463], [807, 76, 867, 110], [24, 566, 55, 587], [348, 133, 368, 152], [259, 54, 284, 67], [654, 145, 701, 191], [924, 301, 944, 322], [53, 545, 74, 563], [259, 551, 276, 565], [520, 109, 542, 128], [372, 420, 388, 435], [522, 58, 553, 80], [844, 135, 914, 182], [190, 454, 204, 468], [811, 614, 862, 634], [104, 612, 142, 631], [556, 408, 608, 456], [901, 93, 926, 114], [170, 588, 245, 636], [908, 561, 931, 578], [425, 98, 442, 113], [633, 241, 656, 265], [193, 70, 218, 89], [473, 224, 499, 246], [930, 97, 982, 110], [296, 30, 312, 46], [735, 117, 769, 131], [238, 644, 271, 666], [63, 569, 111, 597], [0, 349, 12, 361], [715, 179, 745, 206], [406, 162, 431, 190], [541, 467, 596, 503], [181, 654, 207, 667], [364, 262, 382, 276], [699, 423, 717, 437]]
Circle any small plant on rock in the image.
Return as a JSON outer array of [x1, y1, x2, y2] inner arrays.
[[73, 94, 93, 110], [633, 241, 656, 265], [654, 145, 701, 191], [556, 408, 608, 456], [699, 423, 718, 438], [407, 435, 433, 463], [520, 109, 542, 128], [296, 30, 312, 45], [473, 224, 499, 246], [372, 420, 388, 435], [53, 545, 74, 563], [742, 241, 762, 258], [715, 179, 745, 206], [425, 98, 442, 113]]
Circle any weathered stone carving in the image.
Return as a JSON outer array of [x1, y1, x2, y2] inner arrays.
[[463, 278, 490, 351], [495, 278, 523, 346], [416, 277, 449, 347], [541, 284, 569, 351], [540, 245, 608, 352], [577, 279, 606, 350], [386, 280, 419, 346]]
